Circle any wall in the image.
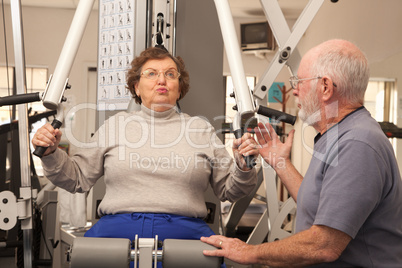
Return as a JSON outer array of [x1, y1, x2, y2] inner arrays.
[[176, 0, 224, 140]]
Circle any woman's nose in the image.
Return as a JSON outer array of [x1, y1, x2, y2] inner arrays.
[[157, 73, 167, 84]]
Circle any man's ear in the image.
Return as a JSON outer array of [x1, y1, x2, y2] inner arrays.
[[321, 76, 335, 102]]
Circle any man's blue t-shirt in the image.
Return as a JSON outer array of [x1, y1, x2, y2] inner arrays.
[[296, 107, 402, 267]]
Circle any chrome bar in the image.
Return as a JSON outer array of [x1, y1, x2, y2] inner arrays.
[[10, 1, 33, 267]]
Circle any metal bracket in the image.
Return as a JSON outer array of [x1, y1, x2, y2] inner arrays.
[[0, 188, 37, 231], [152, 0, 173, 51], [132, 234, 159, 268], [0, 191, 18, 231]]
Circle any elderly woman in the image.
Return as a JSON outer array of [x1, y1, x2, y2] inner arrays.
[[32, 47, 258, 267]]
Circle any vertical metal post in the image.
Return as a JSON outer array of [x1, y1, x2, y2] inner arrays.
[[213, 0, 255, 120], [134, 0, 149, 56], [10, 1, 33, 267], [171, 0, 177, 56]]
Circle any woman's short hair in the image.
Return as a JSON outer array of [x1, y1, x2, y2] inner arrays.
[[126, 47, 190, 104]]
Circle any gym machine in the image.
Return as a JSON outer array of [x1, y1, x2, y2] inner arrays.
[[1, 1, 221, 267], [0, 0, 335, 267]]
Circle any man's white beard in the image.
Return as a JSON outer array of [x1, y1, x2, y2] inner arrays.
[[299, 108, 321, 126], [297, 90, 321, 126]]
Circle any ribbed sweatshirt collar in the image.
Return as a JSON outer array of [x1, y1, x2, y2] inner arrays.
[[140, 104, 178, 120]]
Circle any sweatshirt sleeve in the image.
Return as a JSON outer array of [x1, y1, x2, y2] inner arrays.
[[40, 125, 108, 193], [208, 134, 257, 203]]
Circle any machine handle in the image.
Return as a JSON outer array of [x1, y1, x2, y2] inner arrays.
[[256, 105, 297, 125], [0, 92, 42, 107], [33, 119, 63, 158], [234, 129, 256, 169]]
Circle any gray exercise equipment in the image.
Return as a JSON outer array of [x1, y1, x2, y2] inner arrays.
[[68, 236, 221, 268]]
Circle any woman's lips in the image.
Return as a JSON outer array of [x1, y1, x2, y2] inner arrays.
[[157, 88, 167, 93]]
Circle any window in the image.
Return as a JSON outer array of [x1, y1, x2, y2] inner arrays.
[[364, 79, 396, 122], [26, 67, 48, 114], [0, 66, 14, 123], [364, 78, 397, 153], [0, 66, 48, 123], [0, 66, 48, 176]]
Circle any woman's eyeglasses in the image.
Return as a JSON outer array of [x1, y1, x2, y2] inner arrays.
[[141, 69, 181, 80]]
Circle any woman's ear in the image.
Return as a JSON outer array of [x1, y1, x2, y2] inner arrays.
[[134, 83, 140, 97]]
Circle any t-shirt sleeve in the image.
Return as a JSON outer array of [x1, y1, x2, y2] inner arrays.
[[313, 140, 386, 238]]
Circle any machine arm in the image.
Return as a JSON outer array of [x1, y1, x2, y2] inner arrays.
[[33, 0, 95, 157], [41, 0, 95, 110], [214, 0, 255, 122], [214, 0, 298, 169]]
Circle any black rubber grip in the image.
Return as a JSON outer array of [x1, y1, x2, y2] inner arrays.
[[33, 119, 63, 158], [0, 92, 41, 107], [257, 105, 297, 125], [234, 129, 256, 169]]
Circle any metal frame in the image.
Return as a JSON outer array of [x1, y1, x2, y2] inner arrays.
[[253, 0, 325, 102], [252, 1, 324, 243], [214, 0, 325, 245], [4, 1, 96, 267]]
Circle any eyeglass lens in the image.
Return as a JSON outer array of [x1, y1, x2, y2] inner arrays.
[[142, 69, 180, 80]]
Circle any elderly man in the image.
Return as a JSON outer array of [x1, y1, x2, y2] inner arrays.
[[201, 39, 402, 267]]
